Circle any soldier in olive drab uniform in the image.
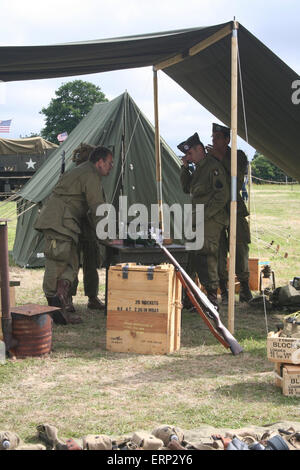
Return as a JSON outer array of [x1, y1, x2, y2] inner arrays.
[[69, 143, 106, 312], [208, 123, 253, 303], [178, 133, 229, 309], [34, 146, 113, 324]]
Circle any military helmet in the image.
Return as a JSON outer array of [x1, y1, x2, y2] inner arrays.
[[72, 143, 96, 166]]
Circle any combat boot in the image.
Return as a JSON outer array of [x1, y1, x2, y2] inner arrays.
[[65, 296, 76, 313], [87, 296, 105, 310], [206, 289, 219, 311], [54, 280, 82, 324], [219, 280, 228, 304], [239, 281, 253, 303]]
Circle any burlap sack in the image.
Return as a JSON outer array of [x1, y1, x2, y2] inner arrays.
[[151, 425, 184, 446], [131, 431, 163, 450], [82, 434, 112, 450]]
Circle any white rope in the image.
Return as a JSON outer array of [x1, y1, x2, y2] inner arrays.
[[16, 202, 37, 218], [251, 175, 298, 185], [237, 45, 249, 144], [237, 34, 269, 333]]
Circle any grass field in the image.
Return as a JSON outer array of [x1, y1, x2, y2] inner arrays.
[[0, 184, 299, 443]]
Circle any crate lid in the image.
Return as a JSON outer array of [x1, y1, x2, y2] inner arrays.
[[109, 263, 174, 272], [283, 364, 300, 373]]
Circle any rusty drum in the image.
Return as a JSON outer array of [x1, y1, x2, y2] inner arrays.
[[10, 304, 56, 358]]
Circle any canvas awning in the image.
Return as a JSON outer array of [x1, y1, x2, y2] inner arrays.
[[0, 136, 58, 155], [0, 21, 299, 179]]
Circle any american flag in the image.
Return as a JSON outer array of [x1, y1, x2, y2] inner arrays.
[[0, 119, 12, 133], [57, 131, 68, 142]]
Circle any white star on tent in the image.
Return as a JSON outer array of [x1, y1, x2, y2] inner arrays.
[[25, 158, 36, 169]]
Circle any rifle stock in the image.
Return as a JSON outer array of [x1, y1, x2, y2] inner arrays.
[[158, 243, 243, 356]]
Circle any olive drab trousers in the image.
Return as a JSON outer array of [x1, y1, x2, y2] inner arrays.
[[71, 232, 101, 299], [190, 218, 225, 291], [218, 215, 251, 284], [42, 230, 79, 297]]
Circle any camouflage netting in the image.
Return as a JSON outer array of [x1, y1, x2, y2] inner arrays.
[[0, 421, 299, 450]]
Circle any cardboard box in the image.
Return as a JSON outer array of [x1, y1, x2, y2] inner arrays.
[[106, 263, 182, 355], [274, 363, 300, 397], [267, 331, 300, 364]]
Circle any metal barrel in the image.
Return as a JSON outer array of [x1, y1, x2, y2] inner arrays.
[[11, 313, 52, 358]]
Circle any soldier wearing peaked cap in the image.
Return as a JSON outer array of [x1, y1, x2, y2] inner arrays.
[[178, 132, 229, 309], [208, 123, 253, 304]]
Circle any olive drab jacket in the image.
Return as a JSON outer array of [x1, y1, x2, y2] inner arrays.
[[180, 155, 229, 226], [34, 161, 106, 243]]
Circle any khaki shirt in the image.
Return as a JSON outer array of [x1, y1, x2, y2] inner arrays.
[[34, 161, 105, 243], [180, 155, 229, 226]]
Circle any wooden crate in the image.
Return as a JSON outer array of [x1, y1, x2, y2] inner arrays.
[[267, 331, 300, 364], [106, 263, 182, 355], [273, 363, 300, 397], [226, 258, 268, 292]]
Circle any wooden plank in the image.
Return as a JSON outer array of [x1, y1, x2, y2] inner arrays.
[[107, 311, 168, 334], [108, 271, 171, 295], [249, 258, 260, 291], [154, 24, 233, 71], [174, 277, 182, 351], [107, 292, 169, 313], [106, 329, 169, 355]]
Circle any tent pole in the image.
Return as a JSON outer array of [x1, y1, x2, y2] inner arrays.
[[228, 21, 238, 334], [153, 68, 164, 233]]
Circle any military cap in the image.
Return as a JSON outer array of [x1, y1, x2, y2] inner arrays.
[[177, 132, 204, 155], [212, 123, 230, 138]]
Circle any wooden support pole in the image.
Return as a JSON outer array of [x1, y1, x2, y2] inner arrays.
[[154, 23, 234, 71], [228, 21, 238, 334], [153, 68, 164, 232], [248, 161, 252, 231]]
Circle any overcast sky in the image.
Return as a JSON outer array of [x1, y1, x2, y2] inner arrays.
[[1, 0, 299, 159]]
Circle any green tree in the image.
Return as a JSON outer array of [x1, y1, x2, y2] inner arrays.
[[40, 80, 108, 143], [251, 152, 288, 183]]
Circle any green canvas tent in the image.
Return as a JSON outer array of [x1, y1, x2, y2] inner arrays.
[[12, 92, 189, 267]]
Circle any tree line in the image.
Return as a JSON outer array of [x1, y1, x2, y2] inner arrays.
[[250, 152, 296, 183]]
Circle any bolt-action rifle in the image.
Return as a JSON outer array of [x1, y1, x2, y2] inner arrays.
[[158, 242, 243, 355]]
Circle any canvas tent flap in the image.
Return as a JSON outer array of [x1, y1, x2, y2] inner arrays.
[[0, 21, 299, 180], [0, 137, 58, 155], [0, 24, 231, 81], [164, 24, 300, 181], [13, 92, 190, 267]]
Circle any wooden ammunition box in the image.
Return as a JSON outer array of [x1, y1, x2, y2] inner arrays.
[[274, 362, 300, 397], [267, 331, 300, 364], [106, 263, 182, 355], [227, 258, 265, 292]]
